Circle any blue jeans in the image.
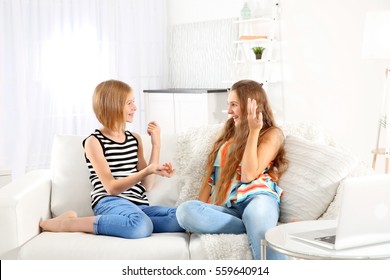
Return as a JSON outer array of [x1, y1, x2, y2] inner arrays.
[[93, 196, 184, 239], [176, 194, 287, 260]]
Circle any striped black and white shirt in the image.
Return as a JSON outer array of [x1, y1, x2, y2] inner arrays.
[[83, 129, 149, 209]]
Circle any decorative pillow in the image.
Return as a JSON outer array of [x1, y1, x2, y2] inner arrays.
[[278, 135, 359, 223], [50, 135, 94, 218], [319, 161, 373, 220]]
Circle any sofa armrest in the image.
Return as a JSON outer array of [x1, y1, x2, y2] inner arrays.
[[0, 169, 51, 256]]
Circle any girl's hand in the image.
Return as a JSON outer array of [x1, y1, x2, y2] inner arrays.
[[157, 162, 175, 178], [147, 162, 175, 178], [247, 98, 263, 132], [147, 121, 161, 146]]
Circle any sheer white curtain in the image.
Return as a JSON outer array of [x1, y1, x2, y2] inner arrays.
[[0, 0, 168, 178]]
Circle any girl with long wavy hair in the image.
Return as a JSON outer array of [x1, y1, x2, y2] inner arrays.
[[176, 79, 288, 260]]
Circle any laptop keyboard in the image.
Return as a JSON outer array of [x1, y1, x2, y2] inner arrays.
[[315, 235, 336, 244]]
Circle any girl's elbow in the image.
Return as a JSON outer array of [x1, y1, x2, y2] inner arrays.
[[144, 184, 153, 192], [106, 189, 119, 196], [241, 176, 253, 183], [240, 172, 258, 183], [141, 178, 154, 192], [104, 184, 121, 196]]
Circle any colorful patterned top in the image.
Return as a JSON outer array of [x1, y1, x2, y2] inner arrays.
[[207, 141, 283, 207]]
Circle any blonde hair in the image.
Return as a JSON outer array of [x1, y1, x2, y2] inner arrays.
[[92, 80, 132, 132], [201, 80, 288, 205]]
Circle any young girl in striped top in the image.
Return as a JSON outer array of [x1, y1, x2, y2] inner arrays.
[[176, 79, 288, 259], [40, 80, 184, 238]]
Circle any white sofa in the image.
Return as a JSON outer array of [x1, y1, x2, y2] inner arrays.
[[0, 122, 372, 259]]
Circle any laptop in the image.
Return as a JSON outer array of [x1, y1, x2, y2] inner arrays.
[[290, 174, 390, 250]]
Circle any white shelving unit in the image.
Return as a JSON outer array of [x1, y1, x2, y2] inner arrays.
[[230, 0, 281, 88], [226, 0, 285, 121]]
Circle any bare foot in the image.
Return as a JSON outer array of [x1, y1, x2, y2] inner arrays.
[[40, 210, 78, 232]]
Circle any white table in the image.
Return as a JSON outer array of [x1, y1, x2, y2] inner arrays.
[[264, 220, 390, 260]]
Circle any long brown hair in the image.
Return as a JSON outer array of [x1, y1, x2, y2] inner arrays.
[[201, 80, 288, 205]]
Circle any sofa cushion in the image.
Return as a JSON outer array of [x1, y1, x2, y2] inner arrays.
[[17, 232, 190, 259], [50, 133, 180, 218], [141, 134, 181, 207], [278, 135, 358, 223], [320, 161, 374, 220], [50, 135, 93, 218]]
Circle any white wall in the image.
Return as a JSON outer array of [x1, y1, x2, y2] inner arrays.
[[280, 0, 390, 170], [167, 0, 390, 172], [167, 0, 241, 25]]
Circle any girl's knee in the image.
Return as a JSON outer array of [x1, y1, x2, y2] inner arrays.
[[176, 200, 190, 216], [242, 196, 280, 235], [245, 196, 279, 218], [166, 207, 178, 218], [176, 200, 199, 227], [176, 202, 187, 225], [122, 215, 153, 239]]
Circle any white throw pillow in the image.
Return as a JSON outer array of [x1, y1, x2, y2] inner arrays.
[[50, 135, 93, 218], [319, 161, 374, 220], [278, 135, 358, 223]]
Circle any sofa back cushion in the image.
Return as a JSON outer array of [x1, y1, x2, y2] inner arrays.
[[277, 135, 358, 223], [50, 135, 92, 217], [50, 134, 180, 218]]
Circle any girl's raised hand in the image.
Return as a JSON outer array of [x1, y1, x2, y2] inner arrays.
[[247, 98, 263, 131], [147, 121, 161, 145]]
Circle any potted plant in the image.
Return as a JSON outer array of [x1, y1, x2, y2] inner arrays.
[[252, 46, 265, 60]]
